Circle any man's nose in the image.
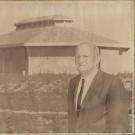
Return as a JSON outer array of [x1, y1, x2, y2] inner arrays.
[[79, 57, 85, 63]]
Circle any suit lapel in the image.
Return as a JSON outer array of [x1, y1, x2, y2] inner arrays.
[[81, 70, 103, 108], [73, 75, 81, 111]]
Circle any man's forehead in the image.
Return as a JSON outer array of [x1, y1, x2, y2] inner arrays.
[[75, 44, 94, 55], [77, 44, 91, 49]]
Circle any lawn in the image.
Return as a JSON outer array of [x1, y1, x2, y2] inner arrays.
[[0, 73, 132, 133]]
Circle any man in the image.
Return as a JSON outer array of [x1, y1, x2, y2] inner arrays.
[[68, 42, 129, 133]]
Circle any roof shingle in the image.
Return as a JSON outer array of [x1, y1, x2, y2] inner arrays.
[[0, 26, 128, 48]]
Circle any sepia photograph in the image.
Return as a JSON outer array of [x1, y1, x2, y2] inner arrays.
[[0, 0, 133, 134]]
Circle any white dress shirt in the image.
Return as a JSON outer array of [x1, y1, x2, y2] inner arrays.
[[75, 68, 98, 111]]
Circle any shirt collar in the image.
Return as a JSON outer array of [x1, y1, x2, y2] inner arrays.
[[81, 67, 98, 81]]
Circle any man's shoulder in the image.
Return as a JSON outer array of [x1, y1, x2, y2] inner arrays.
[[68, 74, 80, 93], [69, 70, 122, 86], [69, 70, 116, 82], [100, 70, 123, 86], [69, 74, 80, 84], [101, 70, 115, 80]]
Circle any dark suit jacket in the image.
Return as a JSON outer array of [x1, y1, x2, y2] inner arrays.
[[68, 70, 129, 133]]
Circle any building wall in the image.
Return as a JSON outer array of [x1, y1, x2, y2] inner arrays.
[[0, 47, 26, 74], [27, 46, 130, 75], [28, 56, 77, 74], [0, 46, 130, 75], [27, 46, 78, 74], [100, 49, 131, 74]]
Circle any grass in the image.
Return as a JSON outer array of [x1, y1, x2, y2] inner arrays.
[[0, 73, 73, 133], [0, 73, 132, 133]]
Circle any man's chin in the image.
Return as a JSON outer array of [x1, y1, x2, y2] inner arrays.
[[78, 68, 94, 75], [79, 69, 88, 74]]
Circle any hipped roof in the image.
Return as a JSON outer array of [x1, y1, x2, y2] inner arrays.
[[0, 26, 129, 49]]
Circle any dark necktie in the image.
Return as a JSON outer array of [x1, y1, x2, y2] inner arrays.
[[77, 78, 85, 117]]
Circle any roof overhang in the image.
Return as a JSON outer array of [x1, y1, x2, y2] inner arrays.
[[95, 43, 130, 50], [0, 42, 130, 51], [0, 43, 24, 48], [24, 42, 130, 50]]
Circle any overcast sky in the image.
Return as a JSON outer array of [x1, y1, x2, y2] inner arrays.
[[0, 1, 133, 43], [0, 1, 134, 73]]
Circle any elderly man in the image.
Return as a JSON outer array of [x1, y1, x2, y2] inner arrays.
[[68, 42, 129, 133]]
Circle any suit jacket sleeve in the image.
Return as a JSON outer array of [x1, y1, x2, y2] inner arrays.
[[106, 76, 129, 133]]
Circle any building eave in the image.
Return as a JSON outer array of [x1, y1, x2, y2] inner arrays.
[[95, 43, 130, 50], [0, 43, 24, 48]]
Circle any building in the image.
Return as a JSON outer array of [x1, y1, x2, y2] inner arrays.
[[0, 15, 129, 75]]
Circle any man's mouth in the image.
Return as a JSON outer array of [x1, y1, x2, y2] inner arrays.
[[79, 65, 87, 68]]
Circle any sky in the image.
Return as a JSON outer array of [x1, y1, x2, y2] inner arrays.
[[0, 1, 133, 43], [0, 1, 134, 73]]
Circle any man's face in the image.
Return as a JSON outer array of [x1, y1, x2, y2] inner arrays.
[[75, 44, 95, 74]]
